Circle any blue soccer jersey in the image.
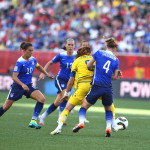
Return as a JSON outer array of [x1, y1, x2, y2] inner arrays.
[[52, 51, 76, 81], [92, 50, 119, 87], [12, 56, 38, 85]]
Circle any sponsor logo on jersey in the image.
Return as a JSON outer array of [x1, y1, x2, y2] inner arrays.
[[32, 61, 34, 65]]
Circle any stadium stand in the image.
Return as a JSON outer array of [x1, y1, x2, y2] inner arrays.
[[0, 0, 150, 54]]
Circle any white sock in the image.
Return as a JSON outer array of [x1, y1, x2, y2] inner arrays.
[[41, 112, 48, 119], [106, 120, 112, 129], [57, 121, 64, 131], [112, 119, 116, 126]]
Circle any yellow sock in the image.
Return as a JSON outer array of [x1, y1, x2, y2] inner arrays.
[[111, 103, 116, 119], [59, 109, 69, 123]]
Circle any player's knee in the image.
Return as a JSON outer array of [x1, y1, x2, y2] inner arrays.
[[38, 97, 45, 103]]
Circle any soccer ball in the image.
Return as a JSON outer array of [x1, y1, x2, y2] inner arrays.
[[115, 116, 128, 130]]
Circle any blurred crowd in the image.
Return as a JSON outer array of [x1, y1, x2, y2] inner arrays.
[[0, 0, 150, 54]]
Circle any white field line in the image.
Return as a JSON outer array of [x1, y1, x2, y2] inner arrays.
[[2, 103, 150, 116]]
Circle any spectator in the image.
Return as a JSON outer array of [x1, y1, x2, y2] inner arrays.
[[0, 0, 150, 54], [134, 60, 145, 79]]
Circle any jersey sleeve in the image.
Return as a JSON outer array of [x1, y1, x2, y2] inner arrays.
[[92, 51, 99, 60], [71, 59, 78, 72], [12, 61, 23, 73], [51, 54, 60, 63], [115, 58, 119, 70], [33, 58, 39, 68]]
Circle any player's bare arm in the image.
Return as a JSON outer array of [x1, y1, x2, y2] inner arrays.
[[36, 64, 54, 79], [111, 70, 122, 80], [61, 76, 75, 101], [39, 60, 54, 80]]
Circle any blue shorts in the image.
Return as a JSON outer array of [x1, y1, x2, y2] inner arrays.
[[7, 83, 38, 101], [55, 77, 68, 93], [86, 85, 113, 106]]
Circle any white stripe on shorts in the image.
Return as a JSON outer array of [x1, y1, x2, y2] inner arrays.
[[6, 87, 12, 100], [56, 76, 62, 92]]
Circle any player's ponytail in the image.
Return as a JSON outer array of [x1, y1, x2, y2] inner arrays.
[[20, 41, 33, 51], [103, 36, 118, 48], [76, 46, 91, 58]]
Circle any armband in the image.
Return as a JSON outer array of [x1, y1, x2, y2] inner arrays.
[[35, 63, 39, 68]]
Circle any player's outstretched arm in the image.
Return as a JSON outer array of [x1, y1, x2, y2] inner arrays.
[[38, 60, 54, 80], [61, 76, 75, 101], [111, 70, 122, 80], [36, 64, 54, 79]]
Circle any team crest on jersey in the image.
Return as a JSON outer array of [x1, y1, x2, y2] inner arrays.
[[14, 66, 18, 71], [10, 93, 14, 97], [61, 84, 65, 87], [32, 61, 34, 65]]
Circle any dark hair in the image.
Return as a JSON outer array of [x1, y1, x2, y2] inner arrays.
[[80, 40, 89, 47], [104, 37, 118, 48], [62, 38, 74, 51], [62, 45, 67, 50], [20, 42, 33, 50], [76, 46, 91, 58]]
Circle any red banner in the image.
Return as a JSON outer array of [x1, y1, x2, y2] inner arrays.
[[0, 51, 149, 79]]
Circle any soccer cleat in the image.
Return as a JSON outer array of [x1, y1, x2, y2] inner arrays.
[[29, 120, 41, 129], [50, 128, 61, 135], [72, 123, 85, 133], [39, 115, 45, 125], [84, 118, 90, 123], [105, 128, 111, 137], [63, 122, 67, 125]]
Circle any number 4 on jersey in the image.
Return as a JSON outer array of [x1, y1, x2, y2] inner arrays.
[[103, 60, 111, 73]]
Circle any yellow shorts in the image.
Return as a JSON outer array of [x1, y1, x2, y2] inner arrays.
[[69, 81, 91, 106]]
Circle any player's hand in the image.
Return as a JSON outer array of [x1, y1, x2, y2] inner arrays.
[[117, 70, 122, 79], [39, 73, 45, 81], [47, 74, 55, 79], [60, 91, 70, 102], [22, 84, 29, 91]]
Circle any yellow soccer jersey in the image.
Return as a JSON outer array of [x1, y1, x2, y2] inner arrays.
[[71, 55, 94, 84]]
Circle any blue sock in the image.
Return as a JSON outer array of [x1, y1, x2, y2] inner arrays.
[[105, 110, 113, 121], [59, 100, 67, 116], [79, 107, 86, 124], [32, 102, 44, 120], [105, 110, 113, 129], [0, 107, 5, 117], [43, 103, 57, 118]]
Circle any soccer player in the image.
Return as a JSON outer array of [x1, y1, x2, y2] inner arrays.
[[0, 42, 54, 129], [38, 38, 76, 125], [50, 46, 93, 135], [79, 40, 118, 126], [72, 37, 121, 137]]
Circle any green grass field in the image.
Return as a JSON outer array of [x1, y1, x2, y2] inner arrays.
[[0, 91, 150, 150]]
